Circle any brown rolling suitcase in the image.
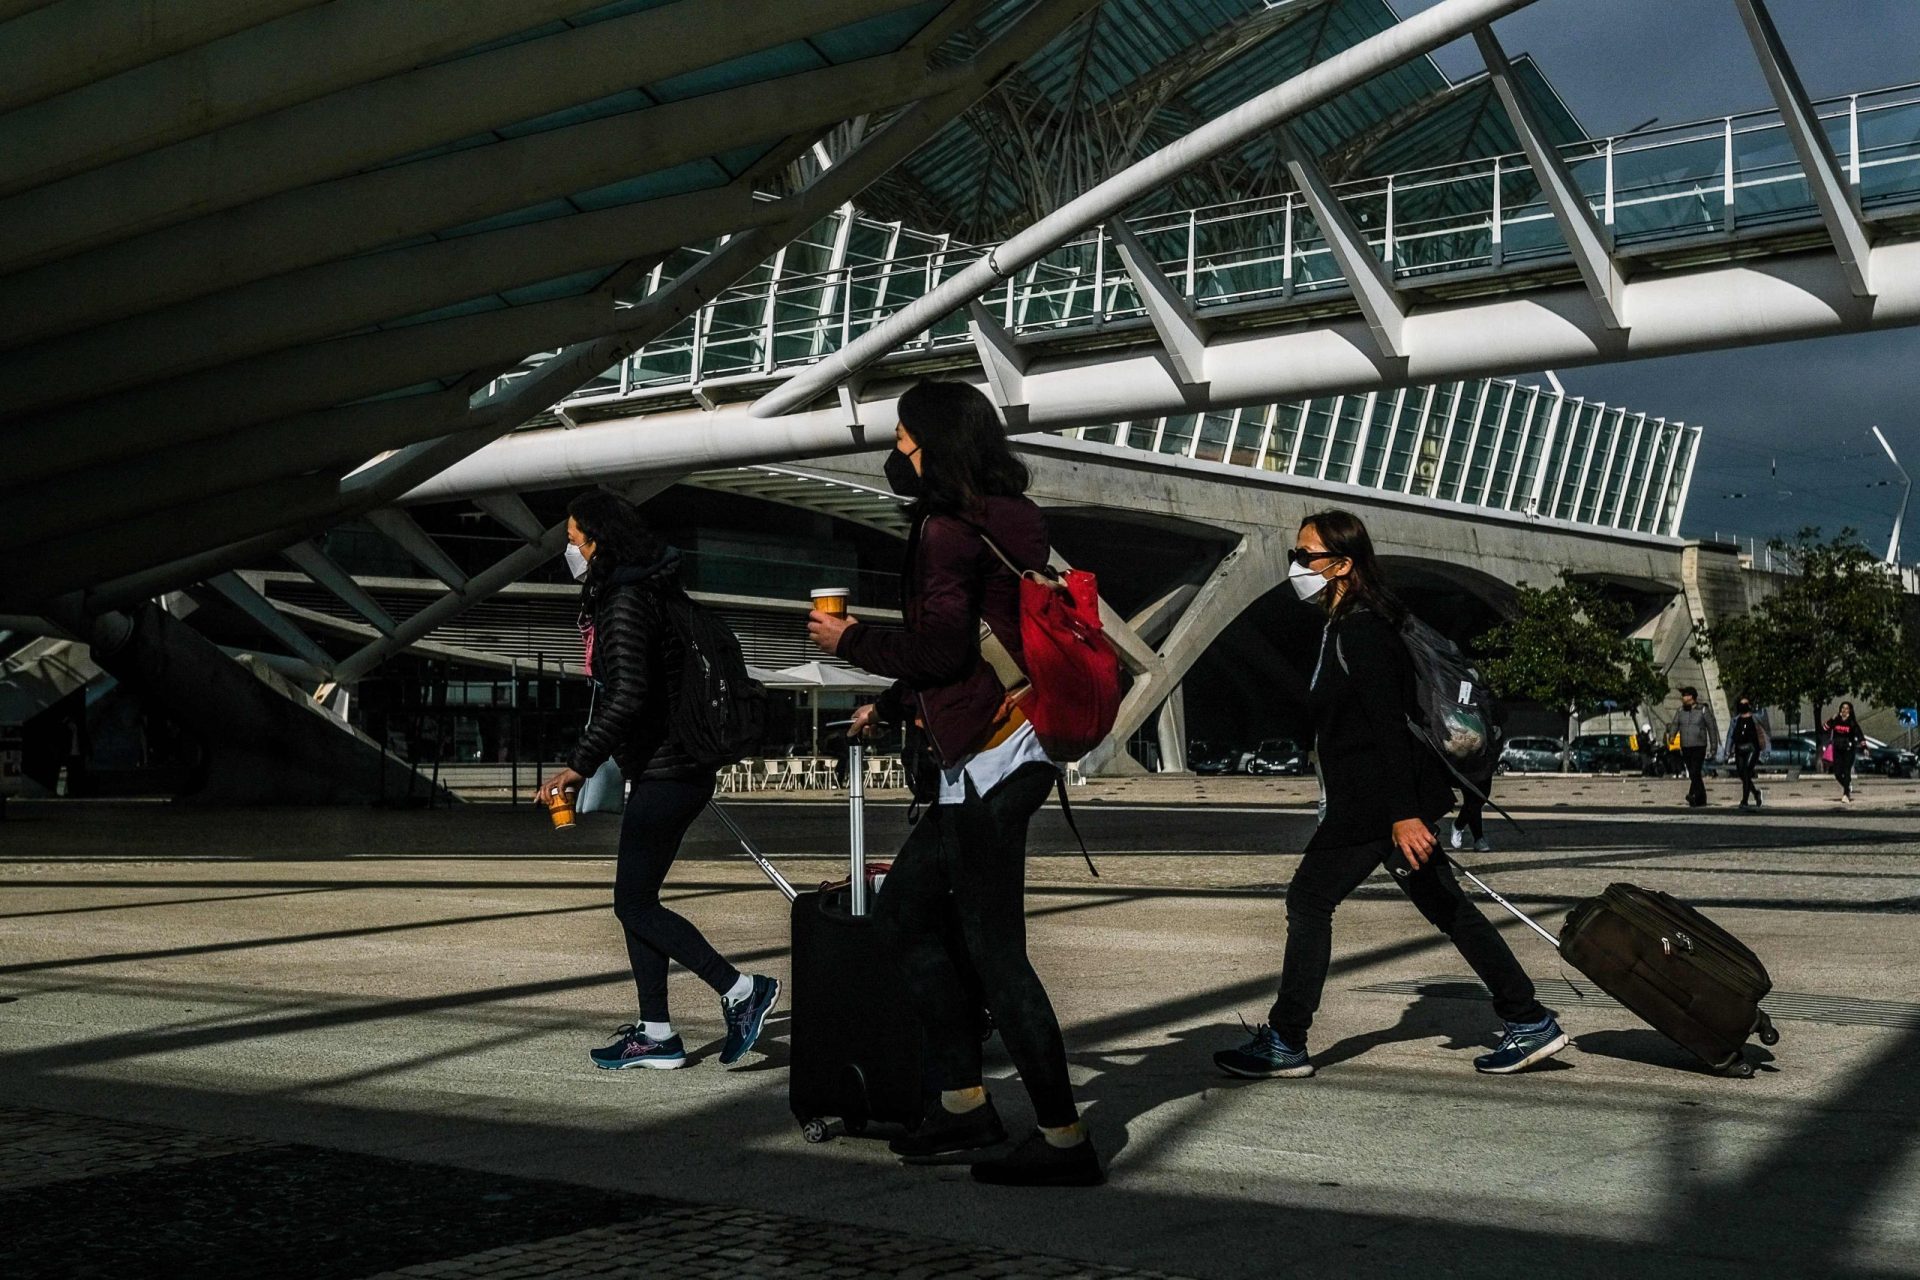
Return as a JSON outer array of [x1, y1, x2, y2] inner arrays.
[[1454, 862, 1781, 1078]]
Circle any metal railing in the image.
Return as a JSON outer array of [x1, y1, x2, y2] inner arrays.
[[495, 80, 1920, 407]]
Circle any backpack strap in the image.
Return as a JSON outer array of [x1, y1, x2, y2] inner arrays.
[[1410, 716, 1527, 837], [954, 516, 1043, 694], [1054, 773, 1099, 877]]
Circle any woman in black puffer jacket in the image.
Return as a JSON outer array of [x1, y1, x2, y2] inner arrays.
[[539, 490, 778, 1073]]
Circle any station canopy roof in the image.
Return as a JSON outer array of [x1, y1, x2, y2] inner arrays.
[[0, 0, 1583, 613]]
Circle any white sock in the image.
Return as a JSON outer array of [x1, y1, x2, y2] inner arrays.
[[642, 1021, 674, 1041], [723, 974, 755, 1005], [1040, 1120, 1088, 1149]]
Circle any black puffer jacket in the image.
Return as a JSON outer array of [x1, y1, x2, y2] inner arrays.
[[566, 551, 705, 782]]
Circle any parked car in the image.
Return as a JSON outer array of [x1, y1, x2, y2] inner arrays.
[[1767, 733, 1820, 769], [1498, 736, 1592, 773], [1571, 733, 1639, 773], [1862, 745, 1918, 778], [1245, 738, 1309, 776], [1190, 741, 1240, 775]]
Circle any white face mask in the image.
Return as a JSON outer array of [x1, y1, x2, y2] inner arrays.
[[564, 542, 591, 582], [1288, 559, 1330, 601]]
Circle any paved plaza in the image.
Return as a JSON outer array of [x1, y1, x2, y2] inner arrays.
[[2, 774, 1918, 1278]]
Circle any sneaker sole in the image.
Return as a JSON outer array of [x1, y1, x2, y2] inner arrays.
[[720, 978, 781, 1066], [591, 1055, 688, 1071], [1475, 1031, 1569, 1075], [1214, 1058, 1315, 1080]]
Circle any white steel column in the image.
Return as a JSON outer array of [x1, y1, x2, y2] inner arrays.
[[1734, 0, 1873, 295]]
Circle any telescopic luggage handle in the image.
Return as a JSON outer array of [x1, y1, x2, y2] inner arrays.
[[848, 739, 869, 916], [707, 801, 798, 902]]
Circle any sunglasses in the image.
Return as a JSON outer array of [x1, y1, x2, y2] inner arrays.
[[1287, 548, 1342, 568]]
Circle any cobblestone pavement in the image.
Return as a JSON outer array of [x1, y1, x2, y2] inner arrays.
[[0, 1104, 1196, 1280]]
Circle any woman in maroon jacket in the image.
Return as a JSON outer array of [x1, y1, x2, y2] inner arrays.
[[807, 380, 1101, 1188]]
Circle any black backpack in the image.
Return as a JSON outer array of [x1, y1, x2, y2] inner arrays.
[[657, 589, 766, 769], [1334, 612, 1497, 779]]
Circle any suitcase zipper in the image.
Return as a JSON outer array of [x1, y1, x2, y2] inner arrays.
[[1603, 890, 1768, 996]]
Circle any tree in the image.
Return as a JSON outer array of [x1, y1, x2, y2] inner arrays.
[[1697, 528, 1911, 730], [1477, 575, 1668, 770]]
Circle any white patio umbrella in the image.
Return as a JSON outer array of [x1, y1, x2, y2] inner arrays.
[[764, 661, 892, 753]]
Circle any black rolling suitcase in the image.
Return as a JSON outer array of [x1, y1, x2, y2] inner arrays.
[[1454, 861, 1780, 1077], [708, 742, 931, 1142]]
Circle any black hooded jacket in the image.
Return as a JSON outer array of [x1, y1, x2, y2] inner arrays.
[[566, 550, 704, 782]]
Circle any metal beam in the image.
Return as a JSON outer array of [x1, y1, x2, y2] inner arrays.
[[0, 45, 949, 278], [0, 0, 925, 199], [474, 494, 547, 543], [200, 572, 337, 675], [282, 541, 397, 636], [30, 0, 1100, 614], [0, 179, 762, 370], [1732, 0, 1873, 296], [967, 303, 1032, 426], [1105, 219, 1211, 390], [1473, 26, 1628, 327], [328, 524, 569, 686], [0, 389, 466, 508], [407, 236, 1920, 502], [749, 0, 1543, 419], [0, 0, 323, 114], [365, 511, 469, 591], [1275, 126, 1408, 359]]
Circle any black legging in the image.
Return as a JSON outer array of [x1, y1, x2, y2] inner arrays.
[[1834, 747, 1856, 797], [1735, 745, 1762, 805], [614, 774, 739, 1023], [1457, 772, 1494, 840], [875, 762, 1077, 1128], [1268, 839, 1548, 1046]]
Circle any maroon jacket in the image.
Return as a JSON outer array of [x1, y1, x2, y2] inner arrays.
[[838, 495, 1048, 767]]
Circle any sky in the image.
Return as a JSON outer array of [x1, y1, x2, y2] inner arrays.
[[1398, 0, 1920, 556]]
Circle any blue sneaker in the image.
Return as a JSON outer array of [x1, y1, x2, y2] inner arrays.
[[589, 1024, 687, 1070], [1213, 1020, 1314, 1079], [1474, 1015, 1569, 1074], [718, 975, 780, 1066]]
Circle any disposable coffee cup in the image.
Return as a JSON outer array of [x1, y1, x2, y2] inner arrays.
[[546, 784, 578, 831], [810, 587, 850, 616]]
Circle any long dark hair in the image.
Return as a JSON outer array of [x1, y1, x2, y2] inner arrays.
[[1836, 701, 1857, 725], [567, 488, 669, 601], [1300, 508, 1405, 625], [897, 380, 1029, 516]]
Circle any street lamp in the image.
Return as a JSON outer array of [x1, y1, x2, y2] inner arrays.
[[1870, 425, 1910, 565]]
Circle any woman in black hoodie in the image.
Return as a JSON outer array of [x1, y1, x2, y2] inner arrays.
[[1213, 510, 1566, 1080], [1824, 702, 1864, 802], [539, 490, 778, 1073]]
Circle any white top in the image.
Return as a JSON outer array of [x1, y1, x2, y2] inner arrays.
[[937, 719, 1055, 805]]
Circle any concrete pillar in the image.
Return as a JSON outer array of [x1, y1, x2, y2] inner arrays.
[[89, 603, 445, 805], [1156, 686, 1189, 773], [1080, 529, 1292, 777]]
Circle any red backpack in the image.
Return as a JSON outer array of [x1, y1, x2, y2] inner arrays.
[[972, 529, 1122, 761]]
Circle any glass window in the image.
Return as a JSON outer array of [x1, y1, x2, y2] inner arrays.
[[1437, 381, 1487, 498], [1158, 415, 1198, 456], [1460, 383, 1511, 504], [1263, 402, 1304, 471], [1194, 412, 1235, 463], [1382, 387, 1426, 491], [1322, 396, 1369, 480], [1293, 400, 1338, 476]]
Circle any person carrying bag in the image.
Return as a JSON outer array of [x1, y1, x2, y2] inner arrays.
[[808, 379, 1103, 1188], [1213, 509, 1567, 1081]]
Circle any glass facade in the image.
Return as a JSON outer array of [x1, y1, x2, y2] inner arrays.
[[1068, 376, 1699, 537]]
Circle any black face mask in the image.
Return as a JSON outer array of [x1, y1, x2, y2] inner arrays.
[[1738, 704, 1752, 714], [884, 446, 923, 499]]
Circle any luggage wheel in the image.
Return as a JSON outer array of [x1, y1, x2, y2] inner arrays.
[[1723, 1056, 1756, 1079], [800, 1118, 833, 1144], [1754, 1010, 1780, 1047]]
